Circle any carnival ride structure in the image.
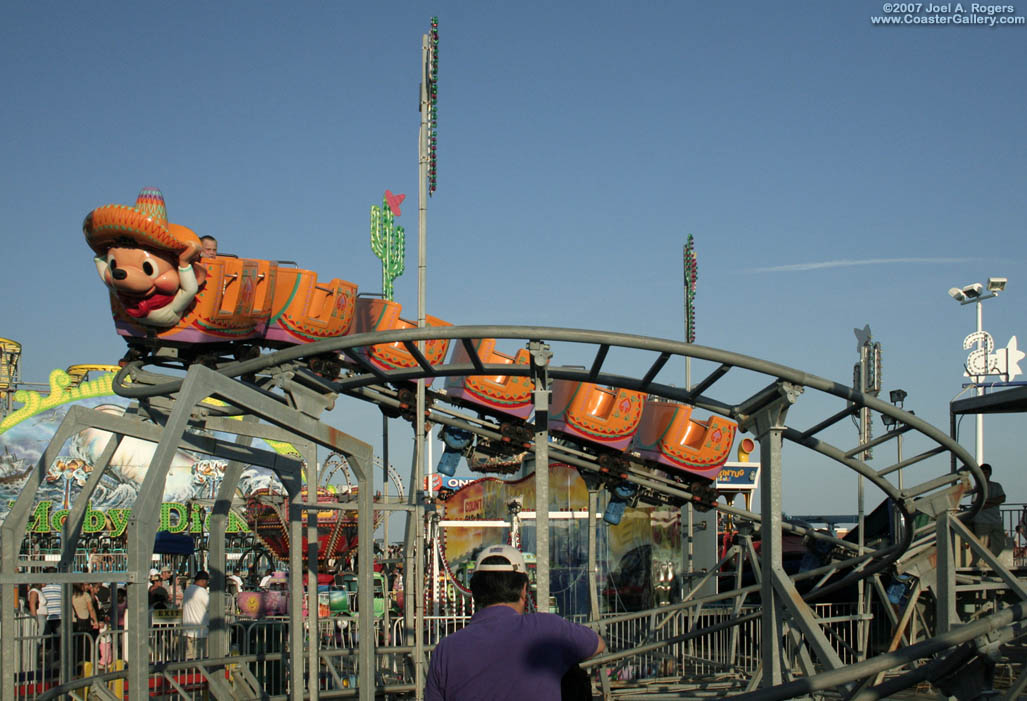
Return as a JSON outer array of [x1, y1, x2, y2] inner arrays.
[[0, 190, 1023, 700], [2, 317, 1021, 700]]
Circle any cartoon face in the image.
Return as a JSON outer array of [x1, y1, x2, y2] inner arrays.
[[103, 246, 180, 297]]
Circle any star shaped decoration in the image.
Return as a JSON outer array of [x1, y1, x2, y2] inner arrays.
[[1004, 336, 1025, 380], [385, 190, 406, 217]]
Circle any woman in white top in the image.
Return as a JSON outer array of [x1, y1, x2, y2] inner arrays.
[[27, 584, 46, 632]]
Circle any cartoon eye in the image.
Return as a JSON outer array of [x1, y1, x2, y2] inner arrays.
[[142, 260, 155, 276], [106, 252, 118, 269]]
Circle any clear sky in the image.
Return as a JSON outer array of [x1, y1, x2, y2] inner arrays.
[[2, 2, 1024, 517]]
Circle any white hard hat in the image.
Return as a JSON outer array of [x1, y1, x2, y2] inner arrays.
[[474, 544, 527, 573]]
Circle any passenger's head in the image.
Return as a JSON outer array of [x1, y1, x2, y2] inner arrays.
[[469, 545, 529, 608], [981, 463, 993, 478], [200, 235, 218, 258]]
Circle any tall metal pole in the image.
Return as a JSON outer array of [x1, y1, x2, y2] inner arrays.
[[683, 237, 697, 584], [408, 28, 431, 699], [530, 342, 552, 610], [975, 298, 984, 463]]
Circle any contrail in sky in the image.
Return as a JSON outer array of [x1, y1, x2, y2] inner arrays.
[[752, 257, 967, 273]]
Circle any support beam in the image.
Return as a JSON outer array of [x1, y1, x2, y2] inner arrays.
[[748, 382, 802, 688], [936, 511, 960, 634], [530, 340, 552, 609]]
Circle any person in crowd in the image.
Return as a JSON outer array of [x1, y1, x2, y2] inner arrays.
[[227, 568, 244, 596], [181, 571, 210, 659], [391, 562, 405, 611], [148, 568, 165, 598], [160, 565, 175, 597], [971, 463, 1007, 566], [425, 545, 605, 700], [91, 582, 110, 620], [27, 582, 46, 634], [259, 568, 275, 589], [148, 585, 170, 611], [174, 576, 188, 607], [71, 582, 99, 670], [40, 573, 62, 668]]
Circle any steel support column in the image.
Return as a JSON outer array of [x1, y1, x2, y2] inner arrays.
[[746, 382, 802, 687], [207, 452, 246, 660], [352, 451, 377, 700], [306, 455, 320, 701], [125, 371, 213, 699], [936, 510, 959, 634], [529, 340, 552, 609]]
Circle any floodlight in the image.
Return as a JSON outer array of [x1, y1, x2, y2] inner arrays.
[[881, 413, 896, 428], [889, 389, 907, 405], [949, 287, 966, 302], [962, 283, 983, 299], [987, 277, 1007, 292]]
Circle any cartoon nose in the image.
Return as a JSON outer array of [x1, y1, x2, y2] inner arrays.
[[111, 268, 127, 280]]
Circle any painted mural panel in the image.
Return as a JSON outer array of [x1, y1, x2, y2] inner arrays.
[[0, 368, 292, 529]]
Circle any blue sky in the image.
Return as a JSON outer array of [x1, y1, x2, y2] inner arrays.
[[1, 2, 1024, 517]]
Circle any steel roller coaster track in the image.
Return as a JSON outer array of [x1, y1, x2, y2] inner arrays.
[[4, 325, 1022, 700]]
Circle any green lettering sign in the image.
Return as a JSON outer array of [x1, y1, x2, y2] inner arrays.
[[160, 503, 188, 533], [107, 508, 131, 537], [50, 509, 69, 532], [22, 499, 249, 536]]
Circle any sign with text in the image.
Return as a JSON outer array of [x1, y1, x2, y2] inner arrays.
[[715, 462, 760, 491]]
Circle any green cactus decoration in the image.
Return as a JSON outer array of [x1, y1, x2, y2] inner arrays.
[[370, 191, 406, 301]]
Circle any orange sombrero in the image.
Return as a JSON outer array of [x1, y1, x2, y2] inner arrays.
[[83, 187, 199, 254]]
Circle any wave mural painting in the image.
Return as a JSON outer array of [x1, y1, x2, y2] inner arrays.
[[0, 368, 292, 528]]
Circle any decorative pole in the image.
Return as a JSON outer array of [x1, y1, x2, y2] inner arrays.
[[410, 17, 437, 700]]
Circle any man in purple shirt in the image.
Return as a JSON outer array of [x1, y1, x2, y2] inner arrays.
[[425, 544, 605, 700]]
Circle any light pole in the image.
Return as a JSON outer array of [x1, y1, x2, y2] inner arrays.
[[881, 389, 908, 490], [948, 277, 1007, 464]]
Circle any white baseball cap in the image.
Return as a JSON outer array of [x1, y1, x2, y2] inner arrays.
[[149, 568, 160, 577], [474, 544, 527, 573]]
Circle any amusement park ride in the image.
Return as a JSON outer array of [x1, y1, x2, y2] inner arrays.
[[2, 24, 1025, 701], [0, 182, 1021, 701]]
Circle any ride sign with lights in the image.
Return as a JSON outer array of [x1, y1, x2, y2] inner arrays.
[[963, 332, 1024, 382]]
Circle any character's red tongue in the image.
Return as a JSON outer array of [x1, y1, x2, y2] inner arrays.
[[119, 292, 176, 318]]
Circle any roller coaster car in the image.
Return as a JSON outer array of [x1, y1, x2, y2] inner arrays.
[[549, 380, 646, 452], [351, 297, 452, 385], [85, 187, 361, 349], [109, 255, 280, 345], [264, 266, 358, 344], [444, 339, 535, 419], [632, 400, 737, 480]]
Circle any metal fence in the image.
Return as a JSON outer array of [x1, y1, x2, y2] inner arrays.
[[3, 597, 895, 699]]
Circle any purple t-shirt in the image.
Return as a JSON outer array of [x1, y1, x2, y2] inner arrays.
[[425, 605, 599, 701]]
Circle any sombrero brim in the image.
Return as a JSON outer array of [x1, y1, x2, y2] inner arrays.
[[84, 203, 186, 255]]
